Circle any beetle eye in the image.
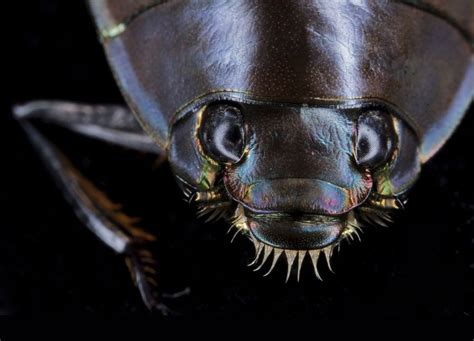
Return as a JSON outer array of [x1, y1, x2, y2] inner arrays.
[[199, 103, 245, 163], [355, 110, 395, 169]]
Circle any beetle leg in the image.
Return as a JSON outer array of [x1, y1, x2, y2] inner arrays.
[[125, 248, 172, 314], [13, 101, 166, 154], [14, 116, 177, 314]]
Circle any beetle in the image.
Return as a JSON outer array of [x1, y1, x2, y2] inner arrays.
[[14, 0, 474, 313]]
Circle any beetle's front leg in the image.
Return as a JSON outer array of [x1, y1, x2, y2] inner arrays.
[[13, 102, 180, 314], [14, 101, 165, 153]]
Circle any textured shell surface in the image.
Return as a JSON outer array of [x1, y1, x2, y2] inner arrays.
[[89, 0, 474, 161]]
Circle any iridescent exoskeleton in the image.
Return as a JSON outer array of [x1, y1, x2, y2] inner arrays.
[[15, 0, 474, 312]]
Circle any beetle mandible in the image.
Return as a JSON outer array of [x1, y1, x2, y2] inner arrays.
[[14, 0, 474, 313]]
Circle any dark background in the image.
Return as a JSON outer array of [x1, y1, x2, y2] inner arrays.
[[2, 0, 474, 318]]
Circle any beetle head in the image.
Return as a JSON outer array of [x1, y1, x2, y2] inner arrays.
[[90, 0, 472, 279], [169, 97, 421, 279]]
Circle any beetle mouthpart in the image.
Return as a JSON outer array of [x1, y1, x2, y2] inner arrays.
[[230, 205, 249, 232], [341, 210, 363, 243], [249, 234, 335, 281], [245, 210, 343, 250], [228, 205, 388, 281]]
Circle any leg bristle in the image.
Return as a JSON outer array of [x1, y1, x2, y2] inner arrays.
[[396, 198, 405, 210], [353, 229, 361, 242]]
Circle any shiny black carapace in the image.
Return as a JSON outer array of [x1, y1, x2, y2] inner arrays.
[[14, 0, 474, 313]]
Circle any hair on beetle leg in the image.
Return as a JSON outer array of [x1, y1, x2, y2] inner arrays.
[[357, 206, 395, 227], [368, 194, 407, 211], [177, 175, 236, 223], [176, 176, 200, 204], [196, 201, 232, 222], [193, 189, 227, 204], [353, 191, 406, 228]]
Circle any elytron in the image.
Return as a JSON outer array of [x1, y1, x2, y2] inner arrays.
[[15, 0, 474, 312]]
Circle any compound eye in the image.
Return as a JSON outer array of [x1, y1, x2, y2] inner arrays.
[[199, 103, 245, 164], [355, 110, 396, 169]]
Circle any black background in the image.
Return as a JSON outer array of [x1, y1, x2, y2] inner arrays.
[[2, 0, 474, 318]]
